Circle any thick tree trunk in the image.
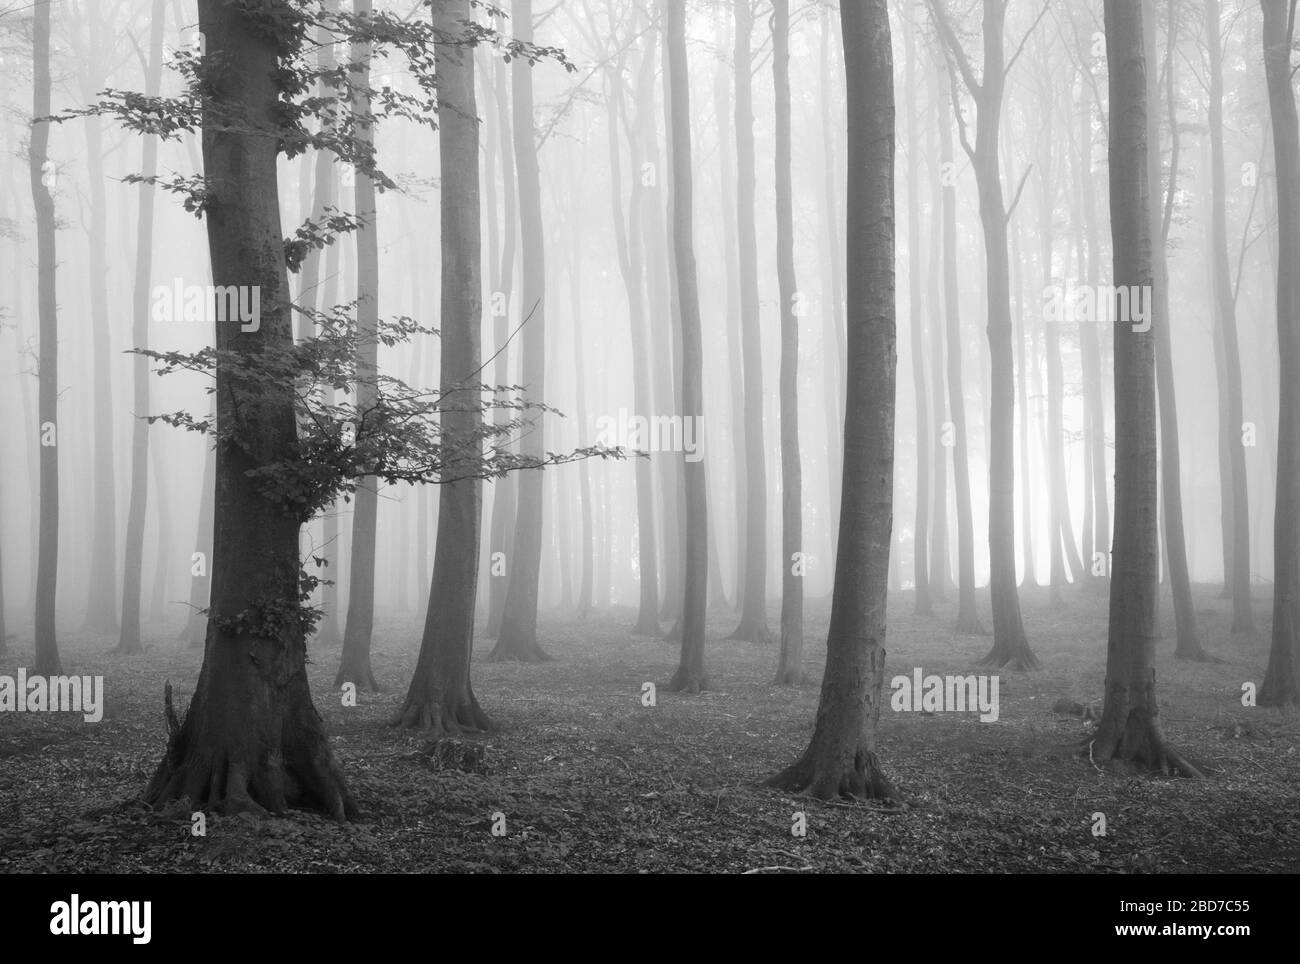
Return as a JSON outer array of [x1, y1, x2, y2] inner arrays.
[[818, 5, 845, 580], [904, 9, 932, 617], [773, 0, 804, 686], [336, 0, 380, 693], [767, 0, 899, 800], [31, 0, 62, 677], [1205, 0, 1254, 632], [1091, 0, 1199, 777], [393, 0, 493, 735], [492, 0, 551, 662], [116, 0, 166, 656], [937, 56, 984, 635], [729, 0, 771, 644], [1259, 0, 1300, 706], [146, 0, 357, 818]]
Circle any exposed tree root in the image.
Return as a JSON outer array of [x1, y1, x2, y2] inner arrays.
[[1084, 715, 1203, 778], [487, 636, 552, 663], [391, 692, 495, 737], [667, 668, 709, 694], [980, 639, 1041, 670], [334, 657, 380, 692], [765, 747, 901, 802], [144, 681, 358, 820]]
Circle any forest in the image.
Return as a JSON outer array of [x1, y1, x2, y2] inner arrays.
[[0, 0, 1297, 886]]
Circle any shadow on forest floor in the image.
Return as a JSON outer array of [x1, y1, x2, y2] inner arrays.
[[0, 581, 1296, 872]]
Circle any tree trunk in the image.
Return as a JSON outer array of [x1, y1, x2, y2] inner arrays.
[[1205, 0, 1254, 632], [1091, 0, 1199, 777], [492, 0, 551, 662], [937, 53, 984, 635], [767, 0, 899, 800], [729, 0, 771, 644], [1145, 0, 1207, 661], [336, 0, 380, 692], [664, 0, 708, 694], [145, 0, 357, 818], [904, 8, 932, 617], [81, 2, 119, 637], [607, 48, 659, 635], [773, 0, 804, 685], [930, 0, 1038, 668], [1259, 0, 1300, 706], [31, 0, 62, 677], [392, 0, 493, 734], [116, 0, 166, 656], [486, 41, 518, 639]]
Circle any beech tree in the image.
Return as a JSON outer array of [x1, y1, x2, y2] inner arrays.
[[1091, 0, 1199, 776], [1259, 0, 1299, 707], [767, 0, 899, 800]]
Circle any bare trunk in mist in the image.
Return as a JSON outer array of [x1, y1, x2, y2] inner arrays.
[[117, 0, 166, 656], [819, 5, 845, 581], [937, 56, 984, 635], [773, 0, 804, 685], [493, 0, 551, 662], [1259, 0, 1300, 706], [664, 0, 708, 694], [931, 0, 1038, 669], [768, 0, 900, 800], [337, 1, 380, 693], [1092, 0, 1199, 777], [81, 2, 119, 637], [607, 41, 659, 635], [1146, 0, 1207, 661], [32, 0, 62, 677], [146, 0, 357, 818], [1205, 0, 1254, 633], [905, 9, 933, 617], [730, 0, 771, 644], [486, 46, 517, 640], [393, 0, 493, 734]]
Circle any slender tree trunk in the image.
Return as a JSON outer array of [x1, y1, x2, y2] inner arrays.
[[904, 9, 932, 617], [1146, 0, 1207, 660], [1205, 0, 1254, 632], [930, 0, 1038, 668], [31, 0, 62, 677], [116, 0, 167, 655], [767, 0, 899, 799], [393, 0, 492, 733], [570, 232, 594, 618], [81, 2, 119, 636], [927, 111, 951, 604], [937, 55, 984, 635], [819, 4, 845, 581], [729, 0, 771, 643], [1011, 209, 1038, 589], [773, 0, 804, 685], [492, 0, 551, 662], [664, 0, 708, 694], [336, 0, 380, 692], [1259, 0, 1300, 706], [486, 41, 518, 639], [608, 53, 660, 635], [146, 0, 357, 817], [1091, 0, 1199, 777]]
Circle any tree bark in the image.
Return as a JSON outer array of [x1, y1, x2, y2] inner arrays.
[[1259, 0, 1300, 706], [31, 0, 62, 677], [664, 0, 709, 694], [773, 0, 805, 685], [1090, 0, 1199, 777], [145, 0, 357, 818], [729, 0, 771, 644], [492, 0, 551, 662], [392, 0, 493, 735], [767, 0, 899, 800]]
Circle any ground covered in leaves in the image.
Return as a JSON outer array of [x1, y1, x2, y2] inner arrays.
[[1, 582, 1297, 873]]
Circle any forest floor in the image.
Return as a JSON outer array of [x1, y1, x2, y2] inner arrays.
[[1, 582, 1297, 873]]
